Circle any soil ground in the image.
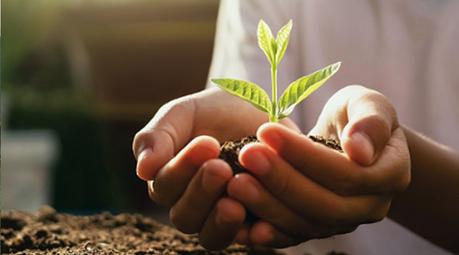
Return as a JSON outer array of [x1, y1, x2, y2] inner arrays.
[[0, 206, 281, 255]]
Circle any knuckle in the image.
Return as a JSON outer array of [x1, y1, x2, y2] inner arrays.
[[366, 113, 390, 128], [133, 96, 195, 158], [358, 91, 398, 128], [354, 113, 392, 141], [158, 96, 196, 121], [133, 129, 150, 143], [372, 115, 392, 136]]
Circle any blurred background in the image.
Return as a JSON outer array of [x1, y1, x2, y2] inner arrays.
[[1, 0, 218, 216]]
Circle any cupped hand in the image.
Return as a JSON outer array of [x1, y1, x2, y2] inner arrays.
[[227, 85, 411, 247], [132, 87, 298, 250]]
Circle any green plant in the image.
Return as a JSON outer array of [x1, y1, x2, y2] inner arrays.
[[211, 19, 340, 122]]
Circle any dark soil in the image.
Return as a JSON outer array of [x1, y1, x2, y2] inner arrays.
[[219, 135, 342, 174], [219, 136, 259, 174], [307, 135, 343, 153], [0, 206, 282, 255]]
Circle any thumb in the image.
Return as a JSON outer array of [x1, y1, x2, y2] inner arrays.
[[132, 98, 196, 180], [341, 92, 398, 166]]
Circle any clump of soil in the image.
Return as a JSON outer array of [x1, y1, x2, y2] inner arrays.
[[219, 135, 342, 174], [308, 135, 343, 153], [0, 206, 281, 255], [219, 136, 258, 174]]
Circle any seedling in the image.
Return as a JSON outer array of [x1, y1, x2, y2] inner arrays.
[[211, 19, 340, 122]]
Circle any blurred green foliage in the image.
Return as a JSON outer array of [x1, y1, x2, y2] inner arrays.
[[2, 0, 63, 84], [2, 1, 128, 212]]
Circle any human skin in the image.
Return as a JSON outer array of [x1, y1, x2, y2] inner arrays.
[[228, 85, 410, 247], [133, 85, 459, 252], [132, 85, 405, 249], [234, 86, 459, 252], [133, 87, 298, 249], [389, 127, 459, 254]]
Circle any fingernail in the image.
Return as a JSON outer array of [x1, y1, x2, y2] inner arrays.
[[350, 132, 374, 164], [244, 151, 271, 176], [138, 148, 153, 162], [136, 148, 153, 178]]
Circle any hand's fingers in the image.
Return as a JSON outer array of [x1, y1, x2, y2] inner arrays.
[[239, 141, 393, 225], [249, 221, 302, 248], [148, 136, 220, 206], [235, 225, 250, 245], [309, 85, 398, 166], [199, 197, 246, 250], [133, 98, 197, 180], [258, 123, 410, 195], [135, 129, 176, 181], [169, 159, 232, 234], [341, 88, 398, 165], [227, 173, 316, 237], [131, 88, 300, 181]]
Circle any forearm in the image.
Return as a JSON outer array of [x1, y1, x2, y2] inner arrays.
[[389, 126, 459, 253]]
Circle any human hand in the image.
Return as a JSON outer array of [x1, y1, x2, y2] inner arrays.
[[132, 87, 298, 249], [227, 85, 411, 247]]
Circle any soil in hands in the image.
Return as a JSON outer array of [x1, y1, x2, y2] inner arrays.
[[219, 136, 259, 174], [218, 135, 347, 255], [0, 206, 282, 255], [219, 135, 342, 174]]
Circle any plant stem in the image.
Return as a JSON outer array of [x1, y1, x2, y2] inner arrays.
[[270, 64, 278, 122]]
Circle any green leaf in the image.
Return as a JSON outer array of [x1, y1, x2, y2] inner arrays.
[[275, 20, 292, 64], [211, 78, 272, 114], [257, 19, 276, 64], [278, 62, 341, 118]]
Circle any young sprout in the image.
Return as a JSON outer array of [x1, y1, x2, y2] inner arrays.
[[211, 19, 341, 122]]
